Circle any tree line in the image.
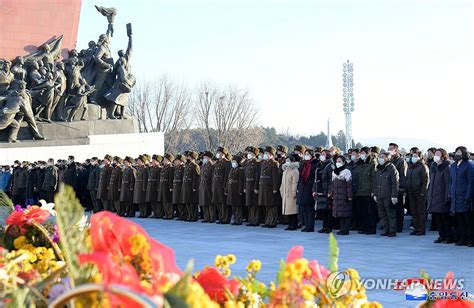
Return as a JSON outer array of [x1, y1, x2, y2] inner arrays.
[[127, 76, 361, 153]]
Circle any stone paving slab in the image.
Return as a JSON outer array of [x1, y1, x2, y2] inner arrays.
[[131, 217, 474, 307]]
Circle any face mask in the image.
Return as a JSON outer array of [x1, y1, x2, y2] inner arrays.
[[378, 158, 385, 165], [320, 155, 326, 162], [351, 155, 356, 161], [433, 155, 441, 163], [203, 158, 209, 164], [232, 162, 238, 168], [247, 153, 254, 160], [28, 166, 33, 170], [304, 155, 311, 161], [389, 150, 396, 156], [336, 162, 344, 168], [454, 154, 462, 161], [360, 154, 366, 161], [1, 168, 5, 172], [263, 154, 269, 161], [48, 162, 54, 166], [216, 153, 223, 159], [411, 157, 419, 164], [68, 160, 73, 164], [405, 157, 410, 163]]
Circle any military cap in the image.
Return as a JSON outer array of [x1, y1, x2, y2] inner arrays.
[[294, 145, 306, 153], [370, 146, 380, 154], [163, 153, 174, 162], [245, 146, 259, 155], [202, 151, 214, 159], [104, 154, 113, 161], [233, 155, 243, 164], [152, 154, 163, 162], [124, 156, 134, 163], [277, 145, 288, 154], [225, 152, 233, 161], [113, 156, 123, 163], [187, 151, 199, 160], [264, 146, 276, 155], [216, 146, 229, 155], [174, 154, 185, 162]]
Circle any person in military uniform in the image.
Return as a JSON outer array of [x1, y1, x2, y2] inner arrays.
[[182, 151, 200, 222], [97, 155, 113, 212], [244, 146, 260, 226], [35, 161, 46, 201], [147, 154, 163, 218], [108, 156, 123, 214], [120, 156, 136, 217], [11, 161, 27, 206], [41, 158, 58, 203], [212, 147, 232, 224], [87, 157, 101, 212], [159, 153, 175, 219], [258, 146, 280, 228], [199, 151, 215, 223], [172, 154, 185, 220], [276, 145, 288, 224], [227, 155, 245, 225], [134, 155, 149, 218]]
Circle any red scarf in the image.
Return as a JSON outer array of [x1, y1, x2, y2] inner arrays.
[[301, 160, 312, 183]]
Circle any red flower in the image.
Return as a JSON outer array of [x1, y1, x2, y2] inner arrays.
[[79, 252, 148, 308], [195, 267, 241, 304], [87, 212, 181, 275], [6, 206, 50, 228]]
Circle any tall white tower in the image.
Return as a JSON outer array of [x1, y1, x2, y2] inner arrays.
[[326, 118, 333, 148], [342, 60, 354, 151]]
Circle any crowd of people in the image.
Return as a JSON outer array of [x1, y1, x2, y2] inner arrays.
[[0, 143, 473, 247]]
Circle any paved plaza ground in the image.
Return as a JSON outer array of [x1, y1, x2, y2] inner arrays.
[[131, 217, 474, 307]]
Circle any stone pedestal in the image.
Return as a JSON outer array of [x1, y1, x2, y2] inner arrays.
[[0, 118, 138, 144]]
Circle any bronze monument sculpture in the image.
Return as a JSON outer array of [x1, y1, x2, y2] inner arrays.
[[0, 5, 135, 143]]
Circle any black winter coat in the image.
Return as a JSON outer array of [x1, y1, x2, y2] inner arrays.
[[297, 160, 318, 206], [427, 161, 450, 213]]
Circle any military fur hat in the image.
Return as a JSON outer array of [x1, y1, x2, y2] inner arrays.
[[113, 156, 123, 163], [232, 155, 243, 164], [314, 146, 324, 154], [187, 151, 199, 160], [137, 154, 146, 163], [264, 146, 276, 156], [225, 152, 233, 161], [174, 154, 185, 162], [277, 145, 288, 154], [216, 146, 229, 155], [370, 146, 380, 154], [294, 145, 306, 153], [143, 154, 151, 163], [245, 146, 259, 155], [153, 154, 163, 162], [104, 154, 113, 161], [124, 156, 134, 163], [163, 153, 174, 162], [202, 151, 214, 159]]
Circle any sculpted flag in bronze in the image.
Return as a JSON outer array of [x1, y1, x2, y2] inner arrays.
[[0, 5, 136, 143]]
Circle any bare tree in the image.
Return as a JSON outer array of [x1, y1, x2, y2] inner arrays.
[[128, 76, 194, 152]]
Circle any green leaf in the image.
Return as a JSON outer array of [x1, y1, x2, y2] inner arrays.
[[54, 184, 95, 286], [328, 232, 339, 273], [275, 259, 285, 285], [163, 294, 189, 308], [0, 190, 14, 225]]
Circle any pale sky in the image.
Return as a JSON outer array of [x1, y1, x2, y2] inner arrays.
[[77, 0, 473, 150]]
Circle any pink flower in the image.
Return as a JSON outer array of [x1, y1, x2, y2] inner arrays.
[[285, 245, 330, 283]]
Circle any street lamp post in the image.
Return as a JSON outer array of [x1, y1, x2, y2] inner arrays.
[[342, 60, 354, 152]]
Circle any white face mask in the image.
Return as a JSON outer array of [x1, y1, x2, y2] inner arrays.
[[203, 158, 209, 164], [405, 157, 410, 163], [320, 155, 326, 162], [216, 153, 222, 159], [433, 155, 441, 163], [411, 156, 419, 164], [336, 162, 343, 168], [360, 154, 367, 161], [247, 153, 254, 160], [231, 162, 238, 168], [304, 155, 311, 161], [263, 154, 269, 161]]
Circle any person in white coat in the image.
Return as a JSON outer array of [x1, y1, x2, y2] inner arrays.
[[280, 153, 300, 230]]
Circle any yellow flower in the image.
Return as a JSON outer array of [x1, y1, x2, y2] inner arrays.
[[224, 300, 245, 308], [223, 267, 231, 277], [129, 234, 150, 256], [215, 255, 223, 267], [13, 236, 27, 249], [226, 254, 236, 264]]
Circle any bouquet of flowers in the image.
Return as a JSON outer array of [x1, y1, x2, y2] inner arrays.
[[0, 186, 471, 307]]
